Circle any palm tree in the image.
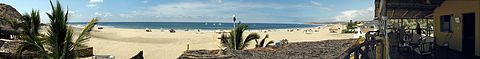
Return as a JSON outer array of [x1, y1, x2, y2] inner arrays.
[[16, 0, 98, 59], [219, 24, 260, 50], [15, 9, 47, 58]]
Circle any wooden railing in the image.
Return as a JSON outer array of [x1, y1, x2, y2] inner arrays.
[[339, 31, 384, 59]]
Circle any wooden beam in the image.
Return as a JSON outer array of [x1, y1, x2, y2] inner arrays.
[[387, 2, 439, 8], [401, 10, 409, 18], [390, 9, 395, 18], [413, 11, 422, 18], [424, 14, 433, 17], [388, 18, 433, 19]]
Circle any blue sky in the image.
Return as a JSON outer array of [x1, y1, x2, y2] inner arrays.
[[1, 0, 374, 23]]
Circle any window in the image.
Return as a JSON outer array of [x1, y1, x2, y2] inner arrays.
[[440, 15, 451, 32]]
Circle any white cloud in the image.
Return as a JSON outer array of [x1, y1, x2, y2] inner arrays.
[[118, 1, 338, 22], [89, 0, 103, 3], [217, 0, 223, 3], [87, 4, 96, 7], [94, 12, 112, 17], [208, 0, 223, 3], [67, 10, 83, 19], [142, 2, 307, 17], [334, 6, 374, 21], [142, 1, 148, 3], [310, 1, 321, 7], [68, 10, 76, 14], [94, 12, 101, 16], [87, 0, 103, 7], [0, 2, 7, 4], [308, 0, 332, 11]]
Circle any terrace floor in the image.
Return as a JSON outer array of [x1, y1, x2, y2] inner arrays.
[[388, 32, 480, 59]]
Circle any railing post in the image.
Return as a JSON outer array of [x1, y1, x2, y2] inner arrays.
[[354, 50, 359, 59]]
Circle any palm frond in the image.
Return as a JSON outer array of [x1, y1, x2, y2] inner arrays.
[[74, 18, 98, 49], [16, 0, 97, 58], [219, 23, 257, 50], [219, 33, 231, 48], [244, 33, 259, 48], [30, 10, 41, 34], [16, 9, 47, 58], [266, 41, 274, 47], [47, 0, 73, 58], [255, 34, 269, 48]]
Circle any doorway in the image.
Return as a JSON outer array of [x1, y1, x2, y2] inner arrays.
[[462, 13, 475, 56]]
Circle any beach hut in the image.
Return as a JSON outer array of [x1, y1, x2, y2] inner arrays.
[[432, 0, 480, 57]]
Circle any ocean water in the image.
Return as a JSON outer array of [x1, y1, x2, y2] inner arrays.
[[70, 22, 321, 30]]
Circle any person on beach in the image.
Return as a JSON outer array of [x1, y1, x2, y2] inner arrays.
[[170, 29, 176, 33], [145, 28, 152, 32], [415, 22, 421, 34]]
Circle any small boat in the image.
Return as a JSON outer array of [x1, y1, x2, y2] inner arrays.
[[218, 23, 222, 25], [213, 24, 216, 26]]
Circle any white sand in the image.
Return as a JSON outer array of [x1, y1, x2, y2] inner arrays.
[[85, 25, 354, 59]]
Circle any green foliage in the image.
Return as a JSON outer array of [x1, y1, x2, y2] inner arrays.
[[255, 34, 273, 48], [16, 0, 98, 59], [16, 9, 47, 58], [343, 20, 358, 33], [219, 23, 259, 50], [346, 20, 357, 30], [45, 0, 76, 58], [21, 10, 41, 35]]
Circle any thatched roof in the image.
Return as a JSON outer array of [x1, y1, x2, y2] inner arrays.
[[375, 0, 445, 19], [0, 3, 22, 35], [0, 3, 22, 20]]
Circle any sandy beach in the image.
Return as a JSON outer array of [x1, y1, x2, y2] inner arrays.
[[85, 25, 354, 59]]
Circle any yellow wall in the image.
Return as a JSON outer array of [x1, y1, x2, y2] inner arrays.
[[433, 0, 480, 56]]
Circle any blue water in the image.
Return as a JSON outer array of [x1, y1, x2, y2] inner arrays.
[[70, 22, 320, 30]]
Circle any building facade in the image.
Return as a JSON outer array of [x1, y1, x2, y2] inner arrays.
[[433, 0, 480, 56]]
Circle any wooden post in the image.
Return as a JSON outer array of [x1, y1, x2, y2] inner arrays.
[[379, 0, 390, 58], [186, 43, 190, 51], [354, 50, 359, 59]]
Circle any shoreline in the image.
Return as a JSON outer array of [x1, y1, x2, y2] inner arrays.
[[72, 25, 327, 32], [68, 22, 323, 31]]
